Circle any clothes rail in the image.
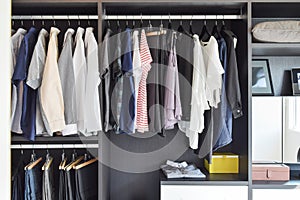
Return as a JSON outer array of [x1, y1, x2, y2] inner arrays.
[[11, 14, 244, 20], [11, 15, 98, 20], [104, 14, 244, 20], [11, 144, 99, 149]]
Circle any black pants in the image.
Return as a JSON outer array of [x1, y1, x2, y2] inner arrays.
[[75, 162, 98, 200], [64, 169, 75, 200], [59, 169, 65, 200], [12, 159, 25, 200]]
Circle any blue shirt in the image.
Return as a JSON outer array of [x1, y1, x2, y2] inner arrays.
[[119, 28, 135, 134], [12, 27, 38, 141], [213, 38, 233, 151]]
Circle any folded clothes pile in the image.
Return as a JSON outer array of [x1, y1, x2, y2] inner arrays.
[[160, 160, 206, 179]]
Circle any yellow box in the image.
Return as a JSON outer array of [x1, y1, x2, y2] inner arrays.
[[204, 153, 239, 173]]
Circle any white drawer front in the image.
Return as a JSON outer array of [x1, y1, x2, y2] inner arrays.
[[161, 185, 248, 200], [253, 189, 300, 200]]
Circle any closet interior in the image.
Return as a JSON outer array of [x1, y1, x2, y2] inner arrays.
[[11, 1, 100, 200], [100, 2, 249, 200], [9, 1, 300, 200]]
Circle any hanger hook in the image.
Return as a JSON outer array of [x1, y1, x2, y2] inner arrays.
[[222, 14, 225, 25], [180, 15, 183, 25], [78, 15, 80, 26], [88, 15, 91, 26], [21, 20, 24, 27], [126, 15, 128, 26], [31, 16, 35, 26], [12, 19, 15, 27], [169, 13, 171, 23], [190, 15, 193, 26], [204, 15, 207, 25], [67, 15, 71, 26], [215, 15, 218, 25]]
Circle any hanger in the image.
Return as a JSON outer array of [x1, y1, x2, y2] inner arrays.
[[140, 13, 143, 28], [53, 15, 56, 27], [24, 149, 36, 170], [74, 157, 98, 170], [221, 15, 226, 30], [42, 149, 53, 171], [88, 15, 91, 27], [211, 16, 221, 39], [26, 157, 43, 170], [41, 15, 45, 28], [67, 15, 71, 27], [177, 15, 185, 33], [125, 16, 129, 29], [32, 16, 35, 27], [24, 149, 42, 170], [59, 149, 67, 170], [168, 13, 172, 29], [199, 16, 211, 41], [64, 156, 84, 171], [189, 15, 194, 35]]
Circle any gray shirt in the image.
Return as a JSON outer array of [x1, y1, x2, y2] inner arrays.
[[58, 28, 78, 135], [100, 28, 113, 132]]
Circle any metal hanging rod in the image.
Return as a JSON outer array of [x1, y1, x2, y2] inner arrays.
[[11, 14, 244, 20], [104, 14, 243, 20], [11, 144, 99, 149], [11, 15, 98, 20]]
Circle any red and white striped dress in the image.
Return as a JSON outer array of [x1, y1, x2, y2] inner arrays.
[[136, 29, 153, 132]]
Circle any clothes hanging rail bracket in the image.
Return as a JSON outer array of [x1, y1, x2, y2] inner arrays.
[[11, 144, 99, 149]]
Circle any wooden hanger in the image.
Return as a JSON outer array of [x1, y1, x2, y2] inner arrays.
[[25, 157, 43, 170], [74, 157, 98, 170], [146, 29, 167, 37], [42, 157, 53, 171], [64, 156, 84, 171], [24, 149, 37, 170], [59, 158, 67, 170]]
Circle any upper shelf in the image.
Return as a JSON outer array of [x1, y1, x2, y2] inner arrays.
[[252, 43, 300, 56], [11, 134, 99, 144]]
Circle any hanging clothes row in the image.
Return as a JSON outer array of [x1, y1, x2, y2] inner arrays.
[[12, 150, 98, 200], [11, 25, 102, 141], [101, 20, 243, 159]]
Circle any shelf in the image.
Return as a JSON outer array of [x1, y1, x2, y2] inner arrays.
[[252, 170, 300, 189], [160, 170, 248, 185], [11, 134, 99, 144], [252, 43, 300, 56]]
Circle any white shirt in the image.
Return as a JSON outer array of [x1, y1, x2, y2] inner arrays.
[[132, 30, 142, 132], [11, 28, 27, 133], [40, 27, 65, 135], [26, 28, 49, 136], [73, 27, 87, 134], [84, 27, 102, 135], [201, 36, 224, 108], [184, 34, 210, 149]]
